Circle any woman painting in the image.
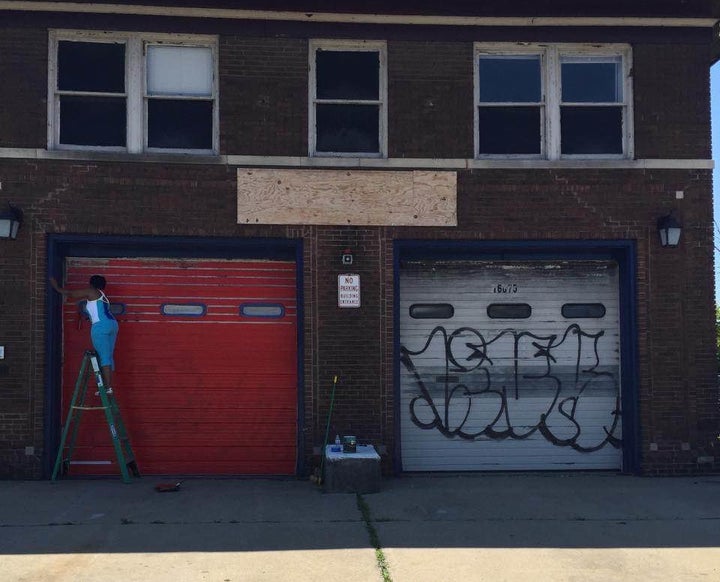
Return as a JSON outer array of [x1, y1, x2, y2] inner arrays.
[[50, 275, 119, 394]]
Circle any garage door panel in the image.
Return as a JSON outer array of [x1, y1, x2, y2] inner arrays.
[[131, 445, 296, 463], [116, 357, 297, 377], [115, 366, 297, 383], [112, 379, 297, 396], [400, 260, 622, 471], [117, 334, 296, 357], [67, 259, 295, 275], [69, 449, 296, 476], [401, 433, 621, 470], [126, 429, 298, 449], [60, 423, 298, 449], [143, 461, 294, 476], [119, 400, 297, 417], [61, 257, 298, 476]]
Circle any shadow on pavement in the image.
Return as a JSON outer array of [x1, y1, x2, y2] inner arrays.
[[1, 473, 719, 554]]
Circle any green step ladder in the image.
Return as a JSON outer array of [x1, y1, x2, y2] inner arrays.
[[52, 350, 140, 484]]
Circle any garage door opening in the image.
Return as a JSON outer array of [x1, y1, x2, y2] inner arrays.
[[399, 259, 623, 472]]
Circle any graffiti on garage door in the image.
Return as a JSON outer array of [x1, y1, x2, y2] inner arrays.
[[400, 324, 622, 453]]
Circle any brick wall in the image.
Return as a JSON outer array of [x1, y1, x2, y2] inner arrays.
[[388, 41, 474, 158], [0, 162, 716, 477], [0, 27, 714, 161], [634, 44, 712, 159], [0, 28, 47, 148], [308, 168, 716, 475], [0, 21, 717, 477], [219, 37, 308, 156]]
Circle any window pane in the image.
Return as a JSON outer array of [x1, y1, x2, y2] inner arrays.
[[478, 56, 541, 103], [147, 46, 213, 96], [316, 104, 379, 153], [316, 50, 379, 100], [409, 303, 455, 319], [561, 106, 622, 154], [478, 107, 541, 154], [487, 303, 532, 319], [58, 41, 125, 93], [240, 303, 285, 318], [561, 303, 606, 318], [561, 58, 622, 103], [109, 303, 126, 316], [161, 303, 206, 316], [59, 96, 126, 146], [148, 99, 213, 149]]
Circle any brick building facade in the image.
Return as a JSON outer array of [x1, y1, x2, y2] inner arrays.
[[0, 1, 718, 478]]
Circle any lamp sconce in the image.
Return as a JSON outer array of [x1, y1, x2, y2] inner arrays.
[[657, 211, 681, 248], [0, 203, 22, 240], [341, 248, 354, 266]]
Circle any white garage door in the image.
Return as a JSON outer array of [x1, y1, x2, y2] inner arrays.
[[399, 260, 622, 471]]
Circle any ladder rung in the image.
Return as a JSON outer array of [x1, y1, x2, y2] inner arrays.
[[72, 405, 108, 411]]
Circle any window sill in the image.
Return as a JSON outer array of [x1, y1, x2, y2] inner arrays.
[[0, 148, 713, 170], [15, 149, 224, 165]]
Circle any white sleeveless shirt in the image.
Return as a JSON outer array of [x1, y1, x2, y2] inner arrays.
[[85, 290, 114, 324]]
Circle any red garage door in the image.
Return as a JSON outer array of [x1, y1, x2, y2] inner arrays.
[[60, 257, 298, 476]]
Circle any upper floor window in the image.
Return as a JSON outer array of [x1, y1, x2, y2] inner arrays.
[[49, 31, 218, 154], [477, 54, 543, 156], [309, 40, 387, 157], [475, 44, 632, 160], [560, 55, 625, 155]]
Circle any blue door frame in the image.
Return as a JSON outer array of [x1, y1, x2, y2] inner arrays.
[[44, 234, 304, 478]]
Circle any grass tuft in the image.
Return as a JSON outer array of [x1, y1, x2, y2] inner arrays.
[[356, 494, 392, 582]]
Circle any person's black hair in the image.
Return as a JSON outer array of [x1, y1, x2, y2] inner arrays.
[[89, 275, 107, 290]]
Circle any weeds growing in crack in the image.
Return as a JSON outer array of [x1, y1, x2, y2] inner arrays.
[[356, 494, 392, 582]]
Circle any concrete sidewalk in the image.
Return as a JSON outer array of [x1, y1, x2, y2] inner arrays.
[[1, 473, 719, 581], [369, 473, 720, 582]]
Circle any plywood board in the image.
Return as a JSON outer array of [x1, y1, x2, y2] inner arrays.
[[237, 168, 457, 226]]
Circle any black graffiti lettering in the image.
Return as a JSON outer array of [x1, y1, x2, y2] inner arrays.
[[400, 324, 622, 452]]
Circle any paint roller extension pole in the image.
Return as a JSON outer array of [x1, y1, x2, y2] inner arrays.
[[317, 375, 339, 485]]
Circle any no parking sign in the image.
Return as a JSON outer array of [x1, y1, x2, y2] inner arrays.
[[338, 274, 361, 308]]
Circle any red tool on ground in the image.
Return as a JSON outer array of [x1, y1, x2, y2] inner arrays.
[[154, 481, 182, 493]]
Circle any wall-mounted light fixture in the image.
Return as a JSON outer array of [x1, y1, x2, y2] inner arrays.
[[0, 203, 22, 240], [341, 248, 354, 266], [657, 211, 681, 248]]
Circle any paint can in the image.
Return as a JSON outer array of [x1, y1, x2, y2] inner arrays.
[[342, 435, 357, 453]]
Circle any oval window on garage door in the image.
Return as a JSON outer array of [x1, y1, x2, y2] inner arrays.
[[160, 303, 207, 316], [561, 303, 606, 318], [240, 303, 285, 318], [487, 303, 532, 319], [409, 303, 455, 319]]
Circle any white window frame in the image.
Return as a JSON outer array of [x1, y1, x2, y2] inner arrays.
[[48, 30, 219, 154], [474, 43, 633, 160], [308, 39, 388, 158]]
